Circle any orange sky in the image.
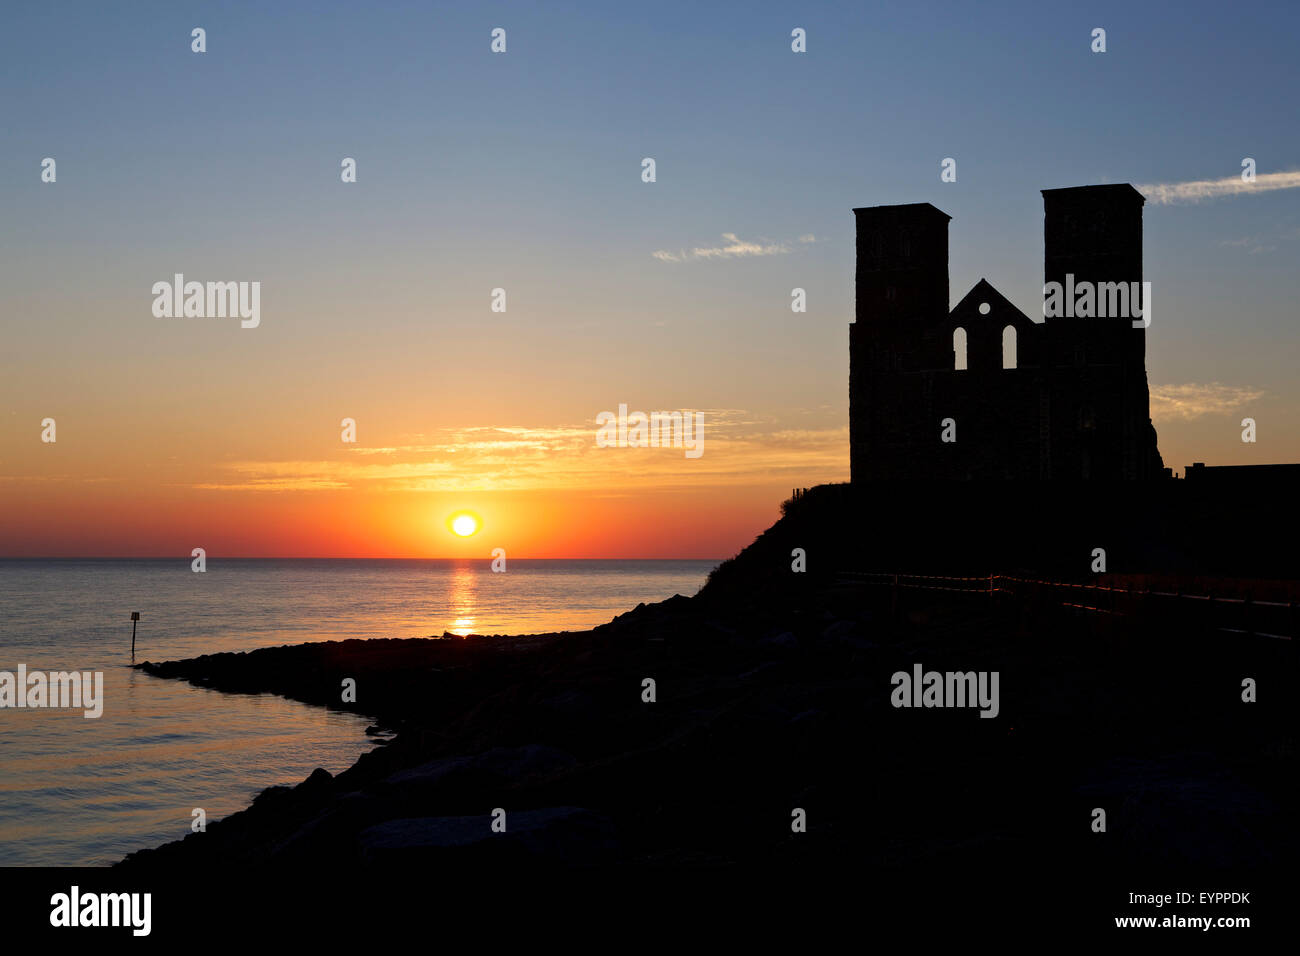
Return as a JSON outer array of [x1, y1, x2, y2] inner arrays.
[[2, 310, 1288, 558], [1, 408, 849, 557], [5, 397, 1285, 557]]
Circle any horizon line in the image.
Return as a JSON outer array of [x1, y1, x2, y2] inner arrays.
[[0, 555, 728, 562]]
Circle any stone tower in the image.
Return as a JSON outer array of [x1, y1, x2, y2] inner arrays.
[[849, 185, 1164, 482], [849, 203, 951, 481], [1040, 184, 1162, 479]]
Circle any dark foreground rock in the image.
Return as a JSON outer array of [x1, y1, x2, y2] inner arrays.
[[120, 563, 1297, 893]]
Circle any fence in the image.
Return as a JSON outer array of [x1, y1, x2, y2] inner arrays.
[[836, 571, 1297, 642]]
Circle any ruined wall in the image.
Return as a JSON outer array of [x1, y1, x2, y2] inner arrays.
[[849, 185, 1165, 482]]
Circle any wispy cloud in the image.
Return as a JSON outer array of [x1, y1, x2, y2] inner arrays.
[[1149, 382, 1263, 421], [1218, 236, 1276, 254], [1137, 170, 1300, 206], [653, 232, 817, 264], [1216, 225, 1300, 255], [191, 413, 848, 493]]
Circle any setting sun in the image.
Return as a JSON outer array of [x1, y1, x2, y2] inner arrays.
[[450, 512, 480, 537]]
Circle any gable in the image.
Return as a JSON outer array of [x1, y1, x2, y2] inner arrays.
[[949, 279, 1036, 330], [947, 279, 1037, 371]]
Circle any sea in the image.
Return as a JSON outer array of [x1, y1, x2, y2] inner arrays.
[[0, 558, 715, 866]]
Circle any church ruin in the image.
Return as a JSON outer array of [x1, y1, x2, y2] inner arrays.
[[849, 184, 1167, 481]]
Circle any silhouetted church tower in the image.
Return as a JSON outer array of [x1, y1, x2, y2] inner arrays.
[[850, 184, 1164, 481]]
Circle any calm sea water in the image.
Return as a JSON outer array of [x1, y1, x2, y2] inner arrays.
[[0, 558, 714, 865]]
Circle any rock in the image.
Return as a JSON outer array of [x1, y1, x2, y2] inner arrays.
[[384, 754, 473, 788], [540, 690, 596, 716], [471, 744, 578, 779], [385, 744, 577, 790], [271, 791, 392, 862], [358, 807, 617, 864], [302, 768, 333, 790], [251, 784, 293, 807], [820, 620, 857, 641], [1076, 754, 1283, 868]]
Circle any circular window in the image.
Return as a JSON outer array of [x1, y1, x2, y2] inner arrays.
[[978, 302, 991, 315]]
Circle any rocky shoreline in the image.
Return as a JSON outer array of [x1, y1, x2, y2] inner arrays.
[[119, 562, 1296, 884]]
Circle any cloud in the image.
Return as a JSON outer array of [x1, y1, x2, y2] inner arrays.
[[1217, 226, 1300, 254], [1218, 236, 1276, 254], [191, 477, 351, 492], [1149, 382, 1263, 421], [653, 232, 817, 263], [191, 413, 848, 493], [1137, 170, 1300, 205]]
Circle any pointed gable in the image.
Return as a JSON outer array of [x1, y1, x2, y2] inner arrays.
[[950, 278, 1035, 328], [948, 279, 1038, 371]]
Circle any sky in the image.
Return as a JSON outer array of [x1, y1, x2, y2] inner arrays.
[[2, 0, 1297, 557]]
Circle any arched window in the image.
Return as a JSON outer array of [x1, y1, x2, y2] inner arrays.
[[953, 327, 968, 370], [1002, 325, 1017, 369]]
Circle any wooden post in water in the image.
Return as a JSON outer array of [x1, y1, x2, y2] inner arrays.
[[130, 611, 140, 660]]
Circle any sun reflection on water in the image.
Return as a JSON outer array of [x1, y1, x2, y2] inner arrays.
[[448, 563, 477, 636]]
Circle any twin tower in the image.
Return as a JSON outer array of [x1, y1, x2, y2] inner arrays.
[[849, 184, 1166, 482]]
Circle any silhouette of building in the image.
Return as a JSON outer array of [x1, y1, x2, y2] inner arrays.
[[849, 184, 1166, 481]]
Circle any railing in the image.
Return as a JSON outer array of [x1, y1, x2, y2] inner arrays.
[[836, 572, 1297, 641]]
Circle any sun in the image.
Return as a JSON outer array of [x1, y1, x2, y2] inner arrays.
[[449, 512, 480, 537]]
